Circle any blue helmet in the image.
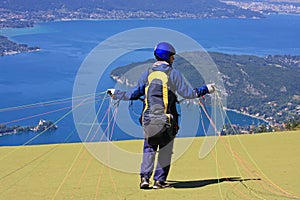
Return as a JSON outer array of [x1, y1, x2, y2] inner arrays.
[[154, 42, 176, 62]]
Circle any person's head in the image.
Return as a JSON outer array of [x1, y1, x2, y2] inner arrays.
[[154, 42, 176, 64]]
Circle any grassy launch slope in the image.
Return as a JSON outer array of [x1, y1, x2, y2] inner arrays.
[[0, 131, 299, 200]]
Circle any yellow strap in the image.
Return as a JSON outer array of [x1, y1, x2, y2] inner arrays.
[[143, 71, 169, 119]]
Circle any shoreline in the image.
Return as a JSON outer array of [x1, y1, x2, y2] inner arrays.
[[224, 107, 269, 124], [1, 48, 41, 56], [6, 12, 300, 31], [1, 13, 300, 30]]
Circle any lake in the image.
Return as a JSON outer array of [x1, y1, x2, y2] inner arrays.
[[0, 14, 299, 146]]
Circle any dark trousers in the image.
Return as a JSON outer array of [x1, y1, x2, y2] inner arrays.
[[140, 138, 174, 181]]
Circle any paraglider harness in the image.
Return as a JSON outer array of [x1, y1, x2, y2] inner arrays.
[[141, 67, 177, 146]]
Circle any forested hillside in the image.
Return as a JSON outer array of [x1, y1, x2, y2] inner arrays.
[[110, 52, 300, 123]]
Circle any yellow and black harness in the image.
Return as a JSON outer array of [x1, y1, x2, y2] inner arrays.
[[142, 68, 175, 145]]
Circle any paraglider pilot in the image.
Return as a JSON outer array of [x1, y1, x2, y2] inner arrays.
[[107, 42, 215, 189]]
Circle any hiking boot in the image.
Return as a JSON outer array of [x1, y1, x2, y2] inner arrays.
[[153, 180, 171, 189], [139, 177, 150, 189]]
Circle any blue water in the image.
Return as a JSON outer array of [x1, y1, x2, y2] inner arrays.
[[0, 15, 299, 146]]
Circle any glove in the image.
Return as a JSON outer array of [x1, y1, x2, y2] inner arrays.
[[106, 89, 116, 97], [207, 83, 216, 93]]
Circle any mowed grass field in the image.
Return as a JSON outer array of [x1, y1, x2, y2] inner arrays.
[[0, 131, 299, 200]]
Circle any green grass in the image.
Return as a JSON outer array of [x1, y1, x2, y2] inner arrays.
[[0, 131, 299, 200]]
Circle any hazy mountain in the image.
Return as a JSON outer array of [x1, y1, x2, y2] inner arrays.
[[0, 0, 262, 17]]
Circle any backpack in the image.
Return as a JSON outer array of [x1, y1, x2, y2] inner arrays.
[[142, 68, 175, 145]]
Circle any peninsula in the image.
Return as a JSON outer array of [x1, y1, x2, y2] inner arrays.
[[110, 52, 300, 130], [0, 119, 58, 137], [0, 35, 40, 56]]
